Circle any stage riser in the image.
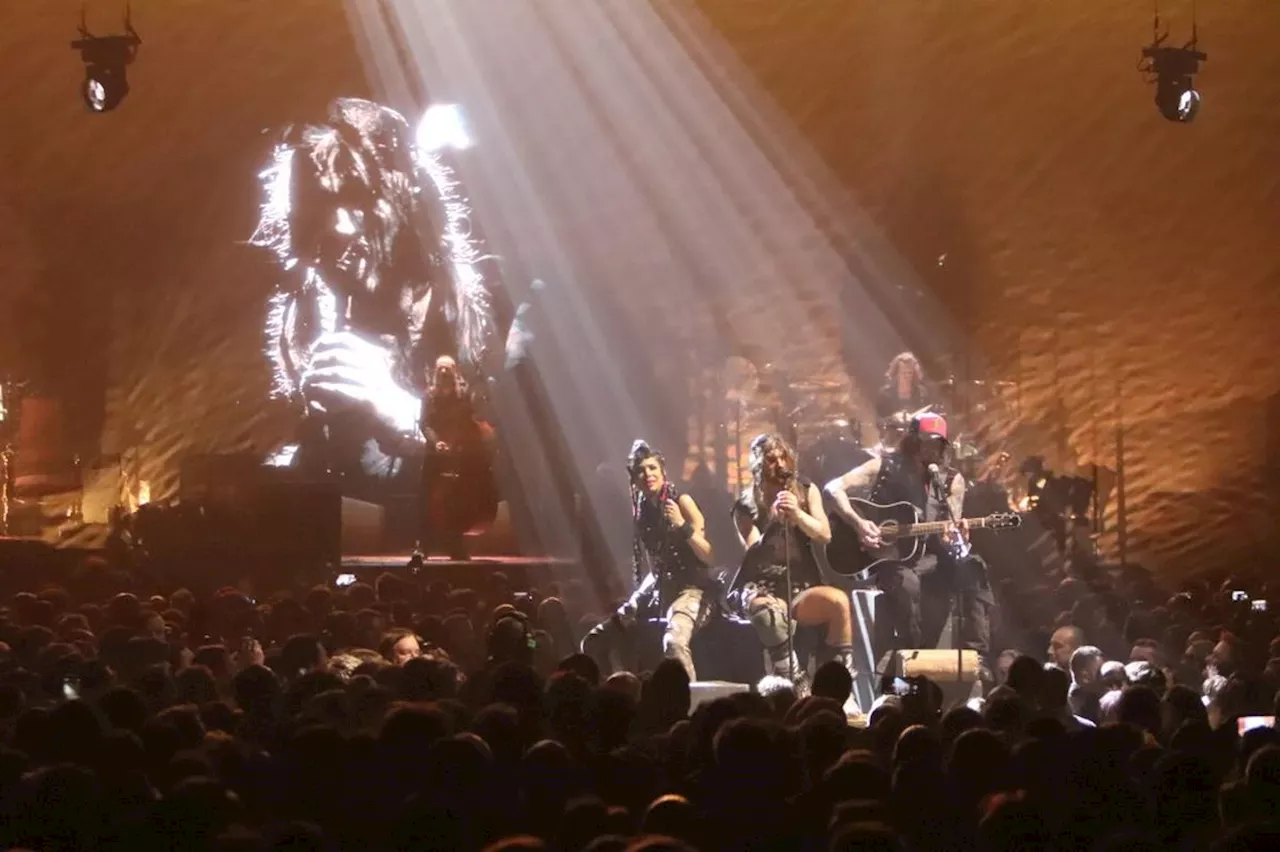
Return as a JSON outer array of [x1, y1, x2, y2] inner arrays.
[[337, 558, 579, 593]]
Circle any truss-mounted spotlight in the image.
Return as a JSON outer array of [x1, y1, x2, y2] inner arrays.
[[1139, 3, 1207, 123], [70, 6, 141, 113]]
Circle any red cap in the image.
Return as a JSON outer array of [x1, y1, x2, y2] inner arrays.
[[914, 413, 948, 440]]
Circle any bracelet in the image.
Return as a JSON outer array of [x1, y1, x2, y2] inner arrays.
[[679, 521, 695, 540]]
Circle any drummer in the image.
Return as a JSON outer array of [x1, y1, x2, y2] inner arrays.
[[875, 352, 935, 421]]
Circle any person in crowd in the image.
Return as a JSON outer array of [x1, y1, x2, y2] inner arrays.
[[1048, 625, 1084, 670], [5, 497, 1280, 851], [1068, 644, 1106, 719]]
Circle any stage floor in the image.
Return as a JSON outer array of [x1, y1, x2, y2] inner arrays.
[[341, 553, 576, 571], [337, 553, 580, 589]]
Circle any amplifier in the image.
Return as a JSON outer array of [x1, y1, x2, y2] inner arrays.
[[179, 453, 265, 503]]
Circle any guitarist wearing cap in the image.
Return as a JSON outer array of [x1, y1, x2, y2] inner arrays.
[[824, 414, 995, 660]]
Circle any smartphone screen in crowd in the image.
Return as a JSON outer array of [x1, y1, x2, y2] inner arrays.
[[335, 573, 357, 587], [1238, 716, 1276, 735]]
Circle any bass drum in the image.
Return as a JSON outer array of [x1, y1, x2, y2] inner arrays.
[[800, 428, 871, 486]]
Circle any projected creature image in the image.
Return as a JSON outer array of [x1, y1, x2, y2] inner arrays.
[[250, 98, 530, 487]]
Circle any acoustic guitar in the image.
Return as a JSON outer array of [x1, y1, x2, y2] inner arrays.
[[825, 497, 1021, 579]]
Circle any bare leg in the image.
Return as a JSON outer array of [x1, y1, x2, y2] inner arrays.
[[793, 586, 853, 647], [794, 585, 862, 714]]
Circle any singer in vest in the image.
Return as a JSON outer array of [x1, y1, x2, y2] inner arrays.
[[824, 413, 992, 661], [582, 440, 714, 681], [732, 434, 863, 709]]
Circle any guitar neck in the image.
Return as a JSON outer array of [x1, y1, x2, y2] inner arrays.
[[900, 516, 994, 536]]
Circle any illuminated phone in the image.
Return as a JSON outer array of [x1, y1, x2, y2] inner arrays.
[[1238, 716, 1275, 735], [1232, 590, 1249, 602], [1252, 599, 1268, 612], [335, 573, 357, 587], [62, 676, 81, 701]]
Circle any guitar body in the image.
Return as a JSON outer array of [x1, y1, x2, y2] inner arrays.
[[826, 499, 925, 578], [825, 497, 1023, 579]]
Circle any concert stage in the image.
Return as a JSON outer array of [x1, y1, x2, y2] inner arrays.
[[337, 553, 579, 589]]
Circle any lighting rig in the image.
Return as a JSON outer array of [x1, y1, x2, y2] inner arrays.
[[70, 5, 141, 113], [1139, 1, 1207, 123]]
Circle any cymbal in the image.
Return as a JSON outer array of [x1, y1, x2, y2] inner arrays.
[[939, 377, 1017, 391], [804, 417, 855, 431], [789, 377, 844, 393]]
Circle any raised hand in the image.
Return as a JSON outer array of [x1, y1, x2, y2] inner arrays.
[[300, 330, 420, 434]]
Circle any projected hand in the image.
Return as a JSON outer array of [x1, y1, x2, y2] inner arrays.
[[302, 330, 420, 434]]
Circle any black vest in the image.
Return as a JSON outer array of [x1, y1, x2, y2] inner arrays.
[[635, 489, 704, 605], [870, 453, 959, 571], [734, 477, 822, 590]]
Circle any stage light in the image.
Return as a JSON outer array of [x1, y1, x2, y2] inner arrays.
[[70, 7, 141, 113], [1139, 5, 1206, 123], [416, 104, 472, 152]]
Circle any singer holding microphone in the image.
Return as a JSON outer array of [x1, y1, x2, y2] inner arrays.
[[732, 434, 862, 711], [824, 413, 979, 657], [582, 440, 714, 681]]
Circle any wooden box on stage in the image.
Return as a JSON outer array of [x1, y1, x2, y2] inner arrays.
[[883, 649, 981, 683], [881, 648, 983, 708]]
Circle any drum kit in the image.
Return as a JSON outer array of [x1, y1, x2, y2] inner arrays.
[[782, 370, 1022, 493], [715, 355, 1023, 500]]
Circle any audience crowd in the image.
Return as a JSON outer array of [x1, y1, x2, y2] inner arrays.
[[2, 547, 1280, 851]]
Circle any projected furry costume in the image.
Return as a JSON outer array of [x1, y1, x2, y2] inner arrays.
[[250, 98, 528, 486]]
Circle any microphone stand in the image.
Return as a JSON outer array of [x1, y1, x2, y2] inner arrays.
[[933, 468, 964, 683], [784, 512, 795, 687], [779, 473, 803, 688]]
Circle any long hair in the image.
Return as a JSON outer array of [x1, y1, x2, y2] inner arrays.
[[626, 440, 670, 587], [885, 351, 923, 386], [428, 356, 469, 400], [748, 433, 805, 522], [251, 97, 500, 400]]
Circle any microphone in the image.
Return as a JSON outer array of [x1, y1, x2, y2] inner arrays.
[[927, 463, 945, 497]]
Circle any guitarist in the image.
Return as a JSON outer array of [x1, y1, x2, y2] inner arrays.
[[732, 433, 861, 708], [582, 440, 714, 681], [823, 413, 986, 657]]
